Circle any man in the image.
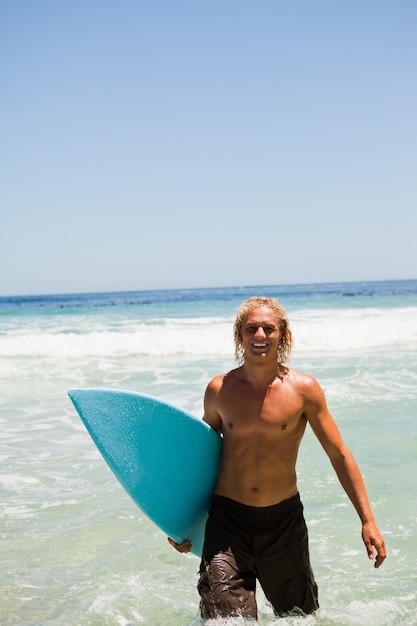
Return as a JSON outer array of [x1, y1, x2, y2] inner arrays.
[[169, 296, 386, 619]]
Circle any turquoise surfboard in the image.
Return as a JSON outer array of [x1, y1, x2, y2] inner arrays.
[[68, 388, 222, 557]]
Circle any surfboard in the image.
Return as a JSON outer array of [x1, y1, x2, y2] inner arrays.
[[68, 388, 222, 557]]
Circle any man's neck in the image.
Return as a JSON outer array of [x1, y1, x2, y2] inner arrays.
[[239, 360, 283, 390]]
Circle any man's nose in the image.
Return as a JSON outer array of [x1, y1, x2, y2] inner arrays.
[[254, 326, 266, 338]]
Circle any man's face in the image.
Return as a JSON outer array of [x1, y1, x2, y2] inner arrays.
[[241, 306, 281, 361]]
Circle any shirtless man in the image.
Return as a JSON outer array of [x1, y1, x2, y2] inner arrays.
[[169, 296, 386, 619]]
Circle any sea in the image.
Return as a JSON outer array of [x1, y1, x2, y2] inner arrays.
[[1, 279, 416, 626]]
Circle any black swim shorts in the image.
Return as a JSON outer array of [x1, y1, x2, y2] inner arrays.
[[198, 493, 319, 620]]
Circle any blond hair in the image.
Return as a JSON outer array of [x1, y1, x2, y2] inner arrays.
[[233, 296, 293, 364]]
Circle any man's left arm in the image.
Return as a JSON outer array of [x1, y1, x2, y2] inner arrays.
[[302, 375, 387, 569]]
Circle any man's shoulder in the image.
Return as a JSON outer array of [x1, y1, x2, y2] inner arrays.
[[285, 369, 328, 413], [207, 367, 242, 391], [286, 367, 321, 393]]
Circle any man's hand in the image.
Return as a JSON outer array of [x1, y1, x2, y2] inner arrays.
[[362, 521, 386, 568], [167, 537, 192, 553]]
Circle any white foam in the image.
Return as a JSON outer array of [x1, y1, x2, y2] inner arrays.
[[0, 317, 233, 358], [1, 307, 416, 361], [0, 474, 41, 488], [290, 306, 417, 354]]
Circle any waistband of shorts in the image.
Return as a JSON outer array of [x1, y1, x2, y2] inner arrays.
[[211, 492, 301, 515]]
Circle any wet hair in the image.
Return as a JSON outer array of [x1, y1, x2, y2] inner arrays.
[[233, 296, 293, 364]]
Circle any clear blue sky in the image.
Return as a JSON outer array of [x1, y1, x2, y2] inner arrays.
[[1, 0, 416, 296]]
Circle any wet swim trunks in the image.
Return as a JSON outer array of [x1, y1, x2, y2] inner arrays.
[[198, 493, 319, 619]]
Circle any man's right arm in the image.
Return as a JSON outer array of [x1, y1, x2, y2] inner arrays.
[[168, 379, 222, 554], [202, 377, 223, 433]]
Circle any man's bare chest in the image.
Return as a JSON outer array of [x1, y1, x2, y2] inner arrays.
[[219, 384, 305, 435]]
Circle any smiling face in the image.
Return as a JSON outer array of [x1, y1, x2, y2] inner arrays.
[[233, 297, 293, 364], [241, 306, 282, 361]]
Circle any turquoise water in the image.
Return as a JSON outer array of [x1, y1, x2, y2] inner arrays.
[[1, 280, 416, 625]]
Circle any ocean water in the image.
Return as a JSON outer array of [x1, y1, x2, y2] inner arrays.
[[1, 280, 416, 626]]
